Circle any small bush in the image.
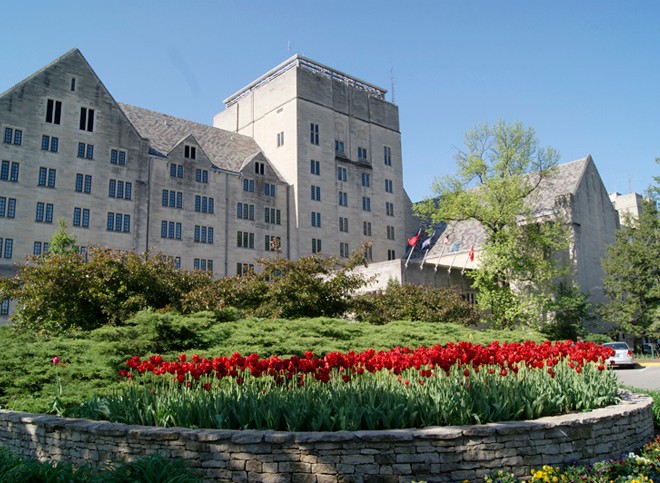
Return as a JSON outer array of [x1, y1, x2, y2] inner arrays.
[[353, 282, 481, 325]]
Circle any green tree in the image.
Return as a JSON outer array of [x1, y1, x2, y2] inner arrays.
[[49, 219, 78, 255], [416, 120, 570, 328], [542, 283, 591, 341], [601, 198, 660, 337]]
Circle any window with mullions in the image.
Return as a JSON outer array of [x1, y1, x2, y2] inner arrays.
[[384, 146, 392, 166], [41, 135, 59, 152], [310, 123, 319, 145], [161, 190, 183, 209], [386, 201, 394, 216], [310, 159, 320, 175], [339, 216, 349, 233], [264, 183, 276, 197], [160, 221, 182, 240], [255, 162, 265, 175], [277, 132, 284, 147], [45, 99, 62, 124], [110, 149, 127, 166], [184, 145, 196, 160], [195, 169, 208, 183], [35, 202, 54, 223], [357, 147, 368, 161], [265, 207, 281, 225], [311, 185, 321, 201], [33, 241, 49, 256], [337, 166, 347, 182], [4, 127, 22, 145], [237, 231, 255, 249], [236, 262, 254, 276], [73, 207, 90, 228], [385, 179, 393, 193], [311, 211, 321, 228], [75, 173, 92, 194], [1, 161, 19, 182], [106, 212, 131, 233], [194, 225, 214, 244], [362, 196, 371, 212], [0, 197, 16, 218], [237, 203, 255, 220], [79, 107, 94, 132], [361, 173, 370, 187], [335, 140, 344, 154], [312, 238, 322, 254], [109, 180, 133, 200], [387, 225, 395, 240], [77, 143, 94, 159], [194, 258, 213, 272], [387, 249, 396, 261], [363, 221, 372, 236], [265, 235, 281, 252], [1, 238, 13, 259], [340, 242, 350, 259], [194, 196, 214, 214], [170, 163, 184, 178], [243, 179, 255, 192], [338, 191, 348, 207], [0, 299, 8, 316]]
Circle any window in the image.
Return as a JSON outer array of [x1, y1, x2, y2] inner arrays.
[[73, 207, 90, 228], [386, 201, 394, 216], [70, 77, 76, 92], [384, 146, 392, 166], [194, 259, 213, 272], [361, 173, 370, 187], [0, 299, 8, 316], [160, 221, 182, 240], [184, 145, 196, 159], [236, 263, 254, 276], [109, 180, 133, 200], [79, 246, 87, 262], [387, 249, 396, 261], [265, 207, 281, 225], [264, 183, 276, 197], [77, 143, 94, 159], [311, 185, 321, 201], [0, 197, 15, 218], [76, 173, 92, 194], [243, 178, 255, 192], [338, 191, 348, 207], [357, 147, 368, 161], [337, 166, 347, 182], [335, 140, 344, 154], [111, 149, 127, 166], [4, 128, 22, 145], [0, 238, 13, 259], [194, 196, 214, 214], [79, 107, 94, 132], [364, 245, 373, 261], [35, 202, 53, 223], [312, 238, 322, 254], [339, 216, 348, 233], [255, 162, 265, 175], [385, 179, 393, 193], [1, 161, 19, 182], [195, 169, 208, 183], [310, 159, 320, 175], [162, 190, 183, 208], [363, 221, 372, 236], [106, 212, 131, 233], [237, 203, 255, 220], [277, 132, 284, 147], [33, 241, 43, 256], [311, 211, 321, 228], [310, 123, 319, 145], [340, 242, 350, 258], [237, 231, 255, 249], [387, 225, 395, 240], [45, 99, 62, 124], [194, 225, 214, 244], [265, 235, 282, 252], [41, 135, 58, 152], [362, 196, 371, 212], [38, 167, 56, 188], [170, 163, 184, 178]]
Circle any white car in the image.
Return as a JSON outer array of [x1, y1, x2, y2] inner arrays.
[[603, 342, 635, 368]]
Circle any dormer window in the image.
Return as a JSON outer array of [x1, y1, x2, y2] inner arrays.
[[184, 145, 196, 160], [255, 162, 265, 175]]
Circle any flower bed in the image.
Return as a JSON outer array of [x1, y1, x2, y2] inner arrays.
[[72, 341, 619, 431]]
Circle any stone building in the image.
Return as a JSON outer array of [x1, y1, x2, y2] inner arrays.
[[0, 49, 412, 321]]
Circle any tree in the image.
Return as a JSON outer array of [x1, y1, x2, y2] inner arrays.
[[601, 198, 660, 337], [48, 219, 78, 255], [415, 120, 569, 328]]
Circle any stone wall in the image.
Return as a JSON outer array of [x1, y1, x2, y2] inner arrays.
[[0, 392, 653, 483]]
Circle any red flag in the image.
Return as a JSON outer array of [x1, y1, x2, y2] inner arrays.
[[468, 245, 475, 262], [407, 229, 421, 247]]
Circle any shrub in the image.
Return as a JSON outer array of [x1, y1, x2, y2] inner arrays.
[[1, 246, 211, 333], [353, 281, 481, 325]]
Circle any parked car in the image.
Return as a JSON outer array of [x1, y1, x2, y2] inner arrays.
[[603, 342, 635, 368]]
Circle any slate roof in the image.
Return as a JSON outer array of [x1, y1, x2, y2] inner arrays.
[[425, 156, 591, 258], [119, 103, 262, 172]]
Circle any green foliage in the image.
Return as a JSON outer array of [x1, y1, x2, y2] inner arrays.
[[415, 121, 569, 328], [73, 360, 618, 431], [0, 246, 211, 332], [541, 284, 591, 341], [601, 198, 660, 337], [0, 447, 201, 483], [0, 313, 546, 413], [48, 218, 78, 255], [181, 246, 370, 320], [353, 282, 480, 325]]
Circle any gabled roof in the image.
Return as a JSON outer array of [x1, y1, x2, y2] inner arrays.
[[119, 103, 262, 172], [425, 156, 593, 258]]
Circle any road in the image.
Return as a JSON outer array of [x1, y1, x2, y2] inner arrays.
[[614, 363, 660, 390]]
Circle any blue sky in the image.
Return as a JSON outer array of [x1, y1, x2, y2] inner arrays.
[[3, 0, 658, 202]]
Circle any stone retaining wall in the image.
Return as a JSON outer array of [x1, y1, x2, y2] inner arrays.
[[0, 392, 653, 483]]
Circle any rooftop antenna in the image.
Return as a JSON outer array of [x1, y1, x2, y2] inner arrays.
[[390, 67, 396, 104]]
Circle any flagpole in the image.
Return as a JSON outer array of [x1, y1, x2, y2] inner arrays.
[[433, 244, 446, 272], [404, 243, 415, 268], [448, 251, 458, 274], [419, 231, 435, 270]]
